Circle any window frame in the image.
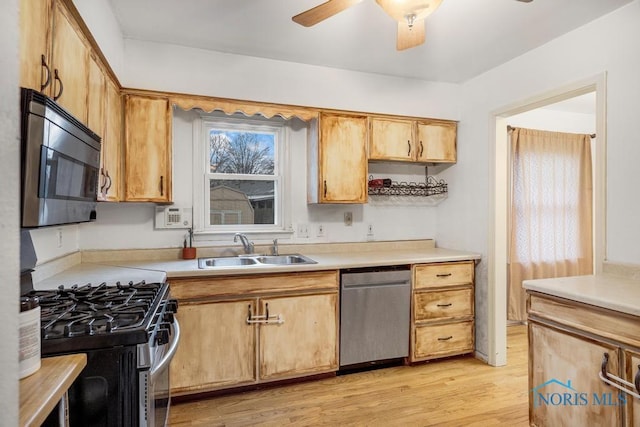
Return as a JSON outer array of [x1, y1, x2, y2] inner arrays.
[[192, 114, 292, 238]]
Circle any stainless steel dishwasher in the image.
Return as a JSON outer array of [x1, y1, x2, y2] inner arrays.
[[340, 266, 411, 369]]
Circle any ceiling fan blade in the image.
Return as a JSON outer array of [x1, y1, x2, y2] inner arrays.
[[292, 0, 364, 27], [397, 20, 425, 51]]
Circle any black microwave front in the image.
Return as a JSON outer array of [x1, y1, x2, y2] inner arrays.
[[20, 88, 101, 228]]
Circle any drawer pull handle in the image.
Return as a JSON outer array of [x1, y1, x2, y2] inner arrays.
[[436, 273, 452, 278], [438, 336, 453, 341], [437, 303, 452, 308], [599, 353, 640, 399]]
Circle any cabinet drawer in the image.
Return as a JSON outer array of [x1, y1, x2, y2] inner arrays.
[[413, 261, 474, 289], [414, 288, 473, 321], [413, 321, 474, 359]]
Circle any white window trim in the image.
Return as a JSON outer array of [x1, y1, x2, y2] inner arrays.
[[192, 114, 293, 242]]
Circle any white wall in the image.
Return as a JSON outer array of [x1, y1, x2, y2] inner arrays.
[[81, 108, 441, 249], [1, 0, 20, 423], [438, 0, 640, 357], [72, 0, 125, 78], [72, 27, 462, 250], [508, 108, 595, 135]]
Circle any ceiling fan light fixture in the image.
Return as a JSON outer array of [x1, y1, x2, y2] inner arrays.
[[375, 0, 443, 24]]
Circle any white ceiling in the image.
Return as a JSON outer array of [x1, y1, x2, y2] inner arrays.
[[107, 0, 632, 83]]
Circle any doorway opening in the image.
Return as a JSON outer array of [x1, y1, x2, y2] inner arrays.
[[487, 73, 606, 366]]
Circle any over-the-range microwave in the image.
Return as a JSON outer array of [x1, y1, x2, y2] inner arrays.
[[20, 88, 101, 228]]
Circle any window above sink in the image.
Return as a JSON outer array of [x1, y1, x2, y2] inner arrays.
[[192, 114, 293, 236]]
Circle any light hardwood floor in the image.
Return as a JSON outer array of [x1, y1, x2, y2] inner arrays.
[[169, 325, 529, 426]]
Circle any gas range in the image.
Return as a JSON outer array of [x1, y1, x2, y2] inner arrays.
[[26, 280, 180, 427], [34, 281, 171, 354]]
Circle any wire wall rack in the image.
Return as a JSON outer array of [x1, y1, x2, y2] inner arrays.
[[367, 167, 448, 205]]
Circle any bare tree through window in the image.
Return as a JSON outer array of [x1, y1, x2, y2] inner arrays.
[[209, 131, 274, 175]]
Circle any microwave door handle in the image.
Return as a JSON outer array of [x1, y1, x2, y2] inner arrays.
[[150, 319, 181, 381]]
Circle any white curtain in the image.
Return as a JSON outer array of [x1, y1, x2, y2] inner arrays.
[[508, 127, 593, 321]]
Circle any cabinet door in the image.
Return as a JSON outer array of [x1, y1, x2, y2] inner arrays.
[[369, 118, 415, 161], [124, 95, 172, 202], [259, 293, 338, 380], [19, 0, 53, 91], [100, 78, 122, 201], [529, 322, 622, 426], [416, 121, 456, 163], [625, 350, 640, 427], [318, 113, 367, 203], [170, 300, 256, 395], [86, 55, 105, 138], [50, 1, 90, 123]]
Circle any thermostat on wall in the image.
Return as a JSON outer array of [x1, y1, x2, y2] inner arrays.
[[155, 206, 192, 229]]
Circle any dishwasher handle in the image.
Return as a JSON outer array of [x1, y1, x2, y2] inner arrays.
[[341, 269, 411, 288]]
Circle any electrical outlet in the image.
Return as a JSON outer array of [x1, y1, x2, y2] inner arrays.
[[56, 229, 63, 248], [367, 224, 374, 236], [344, 212, 353, 226], [316, 224, 325, 237], [297, 223, 309, 238]]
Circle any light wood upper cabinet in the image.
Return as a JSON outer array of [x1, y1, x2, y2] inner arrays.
[[416, 121, 457, 163], [19, 0, 53, 92], [50, 1, 90, 123], [100, 78, 122, 201], [369, 117, 457, 164], [124, 94, 172, 203], [86, 55, 105, 138], [369, 118, 415, 161], [259, 293, 338, 381], [308, 112, 368, 204]]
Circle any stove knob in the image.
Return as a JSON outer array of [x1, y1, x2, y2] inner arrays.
[[166, 299, 178, 313], [156, 328, 170, 346], [162, 312, 175, 324]]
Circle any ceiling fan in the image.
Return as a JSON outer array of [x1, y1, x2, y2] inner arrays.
[[293, 0, 534, 51]]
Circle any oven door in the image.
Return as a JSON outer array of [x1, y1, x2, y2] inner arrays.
[[140, 320, 181, 427]]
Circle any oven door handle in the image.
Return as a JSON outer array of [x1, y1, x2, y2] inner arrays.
[[150, 319, 181, 381]]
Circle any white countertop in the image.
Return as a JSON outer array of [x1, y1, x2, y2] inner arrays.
[[523, 274, 640, 317], [34, 263, 167, 290], [33, 246, 481, 289], [99, 247, 481, 278]]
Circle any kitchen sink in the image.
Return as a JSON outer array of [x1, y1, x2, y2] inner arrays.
[[253, 254, 317, 265], [198, 257, 258, 268], [198, 254, 317, 269]]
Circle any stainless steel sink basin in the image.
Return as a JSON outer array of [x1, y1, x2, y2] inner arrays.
[[197, 254, 316, 269], [254, 254, 317, 265], [198, 257, 258, 268]]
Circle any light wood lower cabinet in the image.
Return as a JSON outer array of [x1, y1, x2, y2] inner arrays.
[[170, 299, 255, 393], [410, 261, 475, 362], [169, 272, 339, 396], [259, 293, 338, 380], [527, 292, 640, 426]]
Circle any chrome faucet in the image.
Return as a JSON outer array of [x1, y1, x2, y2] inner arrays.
[[233, 233, 254, 254]]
